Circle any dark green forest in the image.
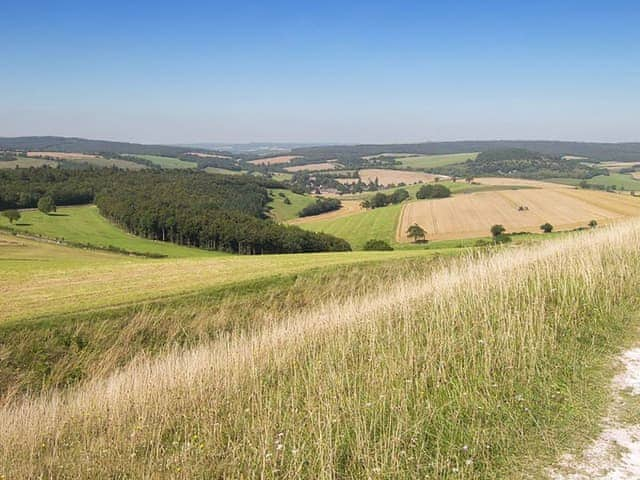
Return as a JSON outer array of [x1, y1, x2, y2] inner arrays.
[[0, 168, 350, 254], [432, 149, 607, 179]]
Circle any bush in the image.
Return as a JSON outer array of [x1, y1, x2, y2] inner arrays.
[[490, 224, 506, 237], [493, 234, 512, 244], [540, 222, 554, 233], [416, 184, 451, 199], [37, 196, 56, 214], [362, 239, 394, 251]]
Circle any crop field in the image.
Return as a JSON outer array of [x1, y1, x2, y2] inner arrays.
[[267, 189, 316, 221], [26, 151, 100, 160], [0, 205, 214, 258], [0, 232, 438, 323], [398, 152, 479, 169], [130, 154, 197, 169], [398, 188, 640, 241], [284, 161, 340, 172], [358, 168, 446, 186], [204, 166, 243, 175], [0, 156, 57, 168], [249, 155, 300, 166], [3, 221, 640, 477]]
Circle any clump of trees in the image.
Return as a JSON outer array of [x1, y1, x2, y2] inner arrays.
[[361, 188, 410, 209], [363, 239, 393, 251], [490, 224, 511, 244], [589, 219, 598, 229], [416, 184, 451, 199], [298, 198, 341, 217]]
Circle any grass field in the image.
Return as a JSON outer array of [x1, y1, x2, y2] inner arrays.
[[130, 154, 197, 169], [298, 203, 404, 249], [3, 222, 640, 477], [398, 152, 479, 169], [398, 188, 640, 241], [0, 156, 57, 168], [0, 205, 214, 258], [267, 189, 316, 221], [551, 173, 640, 191]]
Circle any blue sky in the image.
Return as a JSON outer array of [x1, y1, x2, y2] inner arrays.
[[1, 1, 639, 144]]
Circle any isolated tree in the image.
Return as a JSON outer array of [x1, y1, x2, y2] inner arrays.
[[540, 222, 554, 233], [490, 224, 506, 238], [406, 223, 426, 243], [37, 196, 56, 214], [588, 219, 598, 229], [2, 209, 20, 224]]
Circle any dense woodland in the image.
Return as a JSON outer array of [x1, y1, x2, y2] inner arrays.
[[0, 168, 350, 254], [432, 149, 607, 179]]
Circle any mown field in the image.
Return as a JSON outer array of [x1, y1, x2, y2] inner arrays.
[[0, 231, 442, 323], [398, 152, 479, 169], [0, 156, 57, 168], [129, 154, 197, 169], [0, 205, 214, 258], [2, 221, 640, 477]]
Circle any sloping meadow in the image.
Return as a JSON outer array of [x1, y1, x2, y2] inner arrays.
[[2, 221, 640, 478]]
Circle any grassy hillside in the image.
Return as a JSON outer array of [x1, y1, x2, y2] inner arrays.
[[131, 154, 197, 169], [399, 152, 479, 169], [2, 222, 640, 477], [267, 189, 316, 221], [0, 231, 442, 323], [0, 205, 215, 258], [298, 203, 403, 249]]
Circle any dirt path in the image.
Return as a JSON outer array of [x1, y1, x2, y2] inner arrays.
[[550, 348, 640, 479]]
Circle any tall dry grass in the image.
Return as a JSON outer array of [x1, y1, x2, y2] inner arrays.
[[2, 221, 640, 478]]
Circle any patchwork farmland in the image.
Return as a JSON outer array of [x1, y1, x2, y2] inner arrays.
[[398, 188, 640, 241]]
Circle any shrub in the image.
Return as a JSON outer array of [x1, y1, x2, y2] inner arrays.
[[298, 198, 341, 217], [490, 224, 506, 237], [540, 222, 554, 233], [362, 239, 393, 251]]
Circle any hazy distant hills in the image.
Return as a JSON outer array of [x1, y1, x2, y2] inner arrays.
[[291, 141, 640, 163], [0, 136, 221, 157], [2, 136, 640, 162]]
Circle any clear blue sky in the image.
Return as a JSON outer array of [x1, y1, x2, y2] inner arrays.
[[1, 0, 639, 144]]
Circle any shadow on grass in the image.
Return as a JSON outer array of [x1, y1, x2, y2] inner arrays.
[[47, 213, 69, 217], [14, 223, 32, 226]]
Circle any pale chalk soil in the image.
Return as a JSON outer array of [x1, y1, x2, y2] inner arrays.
[[549, 348, 640, 479]]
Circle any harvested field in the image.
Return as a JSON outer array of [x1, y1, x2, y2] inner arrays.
[[362, 153, 418, 160], [358, 168, 446, 186], [284, 161, 340, 172], [186, 152, 231, 159], [633, 172, 640, 180], [249, 155, 299, 166], [288, 200, 363, 224], [27, 151, 99, 160], [398, 188, 640, 241], [474, 177, 573, 189]]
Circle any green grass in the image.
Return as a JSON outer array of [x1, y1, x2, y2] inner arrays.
[[271, 172, 293, 182], [398, 152, 479, 169], [204, 166, 244, 175], [130, 154, 197, 169], [549, 173, 640, 191], [0, 205, 216, 258], [267, 189, 316, 221], [298, 203, 404, 249]]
